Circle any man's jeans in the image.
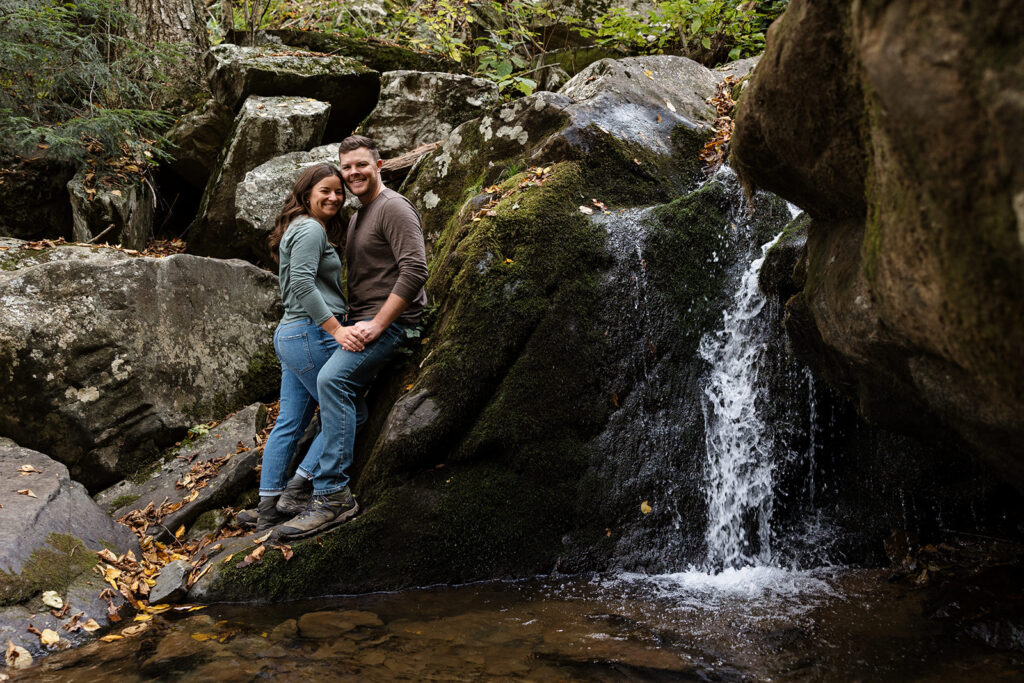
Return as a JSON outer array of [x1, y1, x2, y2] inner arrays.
[[313, 321, 405, 495], [259, 319, 338, 496]]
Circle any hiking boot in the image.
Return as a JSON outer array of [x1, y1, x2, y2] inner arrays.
[[276, 474, 313, 517], [235, 496, 289, 532], [277, 487, 358, 540]]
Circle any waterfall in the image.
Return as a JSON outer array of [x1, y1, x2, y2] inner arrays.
[[699, 234, 781, 570]]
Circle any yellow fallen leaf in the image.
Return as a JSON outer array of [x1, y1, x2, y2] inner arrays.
[[120, 623, 148, 637], [81, 619, 101, 633], [99, 634, 123, 642], [41, 591, 63, 609], [643, 69, 654, 79], [504, 258, 514, 264], [39, 629, 60, 646], [15, 489, 37, 498], [104, 565, 122, 589], [174, 525, 186, 540], [640, 500, 652, 515], [5, 641, 32, 669], [191, 633, 217, 641], [133, 613, 152, 622]]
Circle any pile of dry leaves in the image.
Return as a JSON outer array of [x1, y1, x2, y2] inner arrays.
[[699, 75, 739, 173]]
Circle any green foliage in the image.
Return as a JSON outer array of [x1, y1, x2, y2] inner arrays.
[[0, 0, 186, 167], [581, 0, 787, 65]]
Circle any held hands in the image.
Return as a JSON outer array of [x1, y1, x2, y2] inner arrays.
[[353, 319, 384, 344], [333, 325, 365, 352], [332, 320, 383, 352]]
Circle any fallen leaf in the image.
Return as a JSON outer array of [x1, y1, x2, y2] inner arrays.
[[120, 623, 148, 637], [41, 591, 63, 609], [39, 629, 60, 646], [5, 641, 31, 669], [110, 190, 122, 197], [104, 565, 122, 589], [15, 489, 37, 498], [656, 113, 662, 123], [36, 143, 49, 150], [81, 619, 101, 633], [18, 465, 41, 475], [578, 206, 594, 215], [174, 525, 186, 540], [99, 634, 123, 642], [643, 69, 654, 79], [191, 632, 217, 641], [133, 613, 152, 622], [253, 530, 272, 545], [640, 500, 652, 515], [97, 548, 119, 564]]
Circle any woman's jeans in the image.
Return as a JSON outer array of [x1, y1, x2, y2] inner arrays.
[[313, 321, 406, 496], [259, 319, 338, 496], [260, 318, 405, 497]]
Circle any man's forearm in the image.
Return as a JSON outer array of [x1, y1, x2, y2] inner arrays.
[[353, 293, 409, 342]]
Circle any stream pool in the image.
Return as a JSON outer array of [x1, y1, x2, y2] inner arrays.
[[13, 567, 1022, 681]]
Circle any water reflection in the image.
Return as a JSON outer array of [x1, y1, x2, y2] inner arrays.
[[14, 569, 1021, 681]]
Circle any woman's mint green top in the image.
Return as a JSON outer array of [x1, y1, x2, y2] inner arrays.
[[278, 216, 347, 325]]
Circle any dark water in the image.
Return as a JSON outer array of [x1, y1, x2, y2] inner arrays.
[[14, 567, 1023, 681]]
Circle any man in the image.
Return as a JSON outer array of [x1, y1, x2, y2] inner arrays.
[[277, 135, 429, 539]]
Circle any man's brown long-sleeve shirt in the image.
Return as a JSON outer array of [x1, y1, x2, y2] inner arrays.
[[344, 187, 428, 326]]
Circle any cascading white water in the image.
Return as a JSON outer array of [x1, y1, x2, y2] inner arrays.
[[699, 235, 782, 570]]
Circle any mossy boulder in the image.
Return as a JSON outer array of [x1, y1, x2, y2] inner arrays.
[[242, 29, 447, 73], [0, 241, 281, 491], [732, 0, 1024, 485], [0, 444, 137, 656]]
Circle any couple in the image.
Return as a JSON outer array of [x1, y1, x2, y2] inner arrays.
[[237, 135, 428, 540]]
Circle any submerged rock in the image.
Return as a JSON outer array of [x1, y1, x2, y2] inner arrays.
[[0, 241, 281, 490], [0, 443, 137, 657], [358, 71, 500, 158], [188, 95, 330, 261], [732, 0, 1024, 485], [67, 172, 153, 250], [205, 43, 379, 140], [96, 403, 266, 540]]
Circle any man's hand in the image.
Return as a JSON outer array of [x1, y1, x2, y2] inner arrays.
[[353, 319, 384, 344]]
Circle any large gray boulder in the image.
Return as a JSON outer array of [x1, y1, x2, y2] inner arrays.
[[96, 403, 266, 541], [403, 55, 721, 243], [67, 172, 154, 250], [731, 0, 1024, 485], [0, 444, 137, 657], [205, 44, 380, 140], [165, 98, 236, 191], [188, 96, 330, 261], [0, 240, 282, 491], [235, 143, 353, 263], [358, 71, 500, 158]]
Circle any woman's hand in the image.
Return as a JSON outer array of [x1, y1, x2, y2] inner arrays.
[[333, 325, 365, 352]]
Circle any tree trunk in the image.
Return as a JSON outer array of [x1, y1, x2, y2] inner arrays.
[[124, 0, 210, 84]]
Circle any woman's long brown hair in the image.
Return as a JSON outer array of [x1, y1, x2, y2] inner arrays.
[[267, 163, 346, 263]]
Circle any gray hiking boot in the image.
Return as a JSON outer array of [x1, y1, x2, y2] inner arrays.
[[235, 495, 289, 532], [277, 487, 358, 540], [276, 474, 313, 517]]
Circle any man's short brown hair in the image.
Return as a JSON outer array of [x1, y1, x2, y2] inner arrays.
[[338, 135, 380, 161]]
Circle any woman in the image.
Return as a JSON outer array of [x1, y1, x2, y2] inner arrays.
[[236, 163, 366, 532]]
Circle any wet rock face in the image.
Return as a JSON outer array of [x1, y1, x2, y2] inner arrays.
[[0, 444, 137, 656], [358, 71, 500, 158], [205, 44, 380, 140], [188, 96, 330, 261], [0, 242, 281, 490], [67, 172, 153, 251], [732, 0, 1024, 485]]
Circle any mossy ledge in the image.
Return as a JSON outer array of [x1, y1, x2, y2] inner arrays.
[[0, 534, 99, 607]]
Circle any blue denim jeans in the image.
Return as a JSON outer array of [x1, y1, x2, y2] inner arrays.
[[313, 321, 406, 495], [259, 319, 338, 496]]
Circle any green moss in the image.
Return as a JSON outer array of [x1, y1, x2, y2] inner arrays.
[[107, 493, 141, 514], [0, 533, 99, 606], [261, 29, 448, 73], [0, 247, 53, 271]]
